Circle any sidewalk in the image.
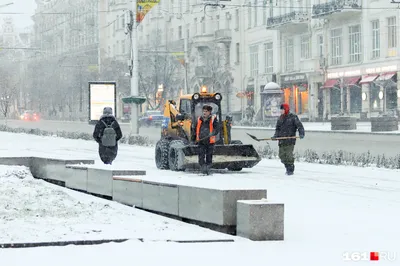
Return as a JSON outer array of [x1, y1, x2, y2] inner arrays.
[[234, 121, 400, 134]]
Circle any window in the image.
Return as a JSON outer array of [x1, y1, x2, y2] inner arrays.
[[121, 15, 125, 29], [193, 18, 197, 35], [201, 17, 205, 34], [248, 2, 252, 28], [269, 1, 273, 17], [330, 28, 342, 65], [249, 45, 259, 77], [186, 0, 190, 12], [236, 43, 240, 63], [285, 38, 294, 71], [253, 0, 257, 27], [235, 9, 239, 30], [263, 1, 267, 25], [371, 20, 380, 59], [318, 35, 324, 57], [264, 42, 273, 73], [300, 35, 310, 59], [178, 26, 182, 39], [216, 15, 220, 30], [225, 12, 230, 29], [121, 40, 125, 54], [349, 25, 361, 63], [388, 17, 396, 49]]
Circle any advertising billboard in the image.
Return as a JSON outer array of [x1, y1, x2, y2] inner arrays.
[[88, 82, 116, 124]]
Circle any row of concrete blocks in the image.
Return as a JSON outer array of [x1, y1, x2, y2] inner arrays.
[[0, 156, 284, 241]]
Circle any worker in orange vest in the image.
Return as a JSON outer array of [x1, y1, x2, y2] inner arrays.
[[191, 105, 219, 175]]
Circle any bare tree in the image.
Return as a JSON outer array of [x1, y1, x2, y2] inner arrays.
[[0, 68, 17, 124], [191, 44, 233, 112], [138, 52, 183, 110]]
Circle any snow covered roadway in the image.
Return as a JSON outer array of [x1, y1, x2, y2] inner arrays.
[[0, 131, 399, 266]]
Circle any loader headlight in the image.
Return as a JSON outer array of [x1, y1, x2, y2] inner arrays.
[[214, 93, 222, 101], [193, 93, 200, 100]]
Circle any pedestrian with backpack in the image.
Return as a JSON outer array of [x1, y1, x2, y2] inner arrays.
[[92, 107, 123, 165]]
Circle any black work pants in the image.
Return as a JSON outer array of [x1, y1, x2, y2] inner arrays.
[[198, 143, 214, 166]]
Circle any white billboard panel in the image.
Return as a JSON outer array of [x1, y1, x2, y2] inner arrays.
[[89, 82, 116, 122]]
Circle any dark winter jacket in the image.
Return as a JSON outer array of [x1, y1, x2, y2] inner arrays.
[[191, 115, 219, 145], [93, 115, 123, 164], [273, 113, 305, 146], [93, 115, 123, 144]]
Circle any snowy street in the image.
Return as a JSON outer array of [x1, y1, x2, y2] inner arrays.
[[4, 119, 400, 156], [0, 131, 399, 265]]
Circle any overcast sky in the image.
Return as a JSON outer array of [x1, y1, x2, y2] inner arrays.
[[0, 0, 37, 30]]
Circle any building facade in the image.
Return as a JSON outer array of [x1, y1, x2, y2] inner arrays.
[[30, 0, 99, 119], [102, 0, 400, 121]]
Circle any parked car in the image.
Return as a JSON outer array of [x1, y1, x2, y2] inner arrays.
[[139, 110, 163, 127], [20, 110, 40, 121]]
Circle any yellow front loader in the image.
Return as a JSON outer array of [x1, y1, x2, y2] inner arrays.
[[155, 88, 261, 171]]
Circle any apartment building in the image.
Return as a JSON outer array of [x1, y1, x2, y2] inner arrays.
[[316, 0, 400, 119], [106, 0, 400, 121], [261, 0, 400, 120]]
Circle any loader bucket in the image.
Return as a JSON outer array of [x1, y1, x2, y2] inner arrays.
[[179, 144, 261, 171]]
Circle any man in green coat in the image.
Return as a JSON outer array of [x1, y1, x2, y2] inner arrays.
[[272, 103, 305, 175]]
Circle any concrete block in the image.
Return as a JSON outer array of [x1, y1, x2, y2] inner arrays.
[[112, 177, 143, 207], [0, 157, 32, 167], [142, 181, 179, 215], [65, 165, 89, 191], [30, 158, 94, 182], [87, 168, 146, 197], [178, 186, 267, 226], [236, 200, 284, 241]]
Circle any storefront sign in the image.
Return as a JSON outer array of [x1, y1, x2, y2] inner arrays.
[[328, 64, 398, 79], [327, 70, 361, 79], [365, 65, 397, 74], [280, 73, 307, 85]]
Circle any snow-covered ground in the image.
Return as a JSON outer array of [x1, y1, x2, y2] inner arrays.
[[236, 121, 400, 134], [0, 131, 399, 265], [0, 165, 234, 243]]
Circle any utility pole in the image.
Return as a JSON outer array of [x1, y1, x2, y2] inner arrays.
[[130, 0, 139, 135]]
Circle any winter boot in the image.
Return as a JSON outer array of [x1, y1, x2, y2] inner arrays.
[[284, 164, 289, 175], [205, 164, 212, 175], [200, 165, 207, 174], [286, 164, 294, 175]]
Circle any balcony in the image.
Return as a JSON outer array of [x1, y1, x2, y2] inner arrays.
[[266, 11, 309, 32], [214, 29, 232, 43], [312, 0, 362, 19], [192, 34, 214, 49]]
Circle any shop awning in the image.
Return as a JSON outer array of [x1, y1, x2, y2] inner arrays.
[[377, 72, 396, 81], [322, 79, 338, 88], [359, 74, 379, 84], [343, 76, 361, 86]]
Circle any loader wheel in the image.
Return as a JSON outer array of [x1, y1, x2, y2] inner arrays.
[[155, 139, 170, 169], [168, 140, 186, 171], [228, 140, 243, 171]]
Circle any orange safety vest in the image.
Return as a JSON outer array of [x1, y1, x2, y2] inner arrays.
[[196, 115, 216, 144]]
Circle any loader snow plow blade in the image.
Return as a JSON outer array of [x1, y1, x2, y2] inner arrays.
[[179, 144, 261, 171]]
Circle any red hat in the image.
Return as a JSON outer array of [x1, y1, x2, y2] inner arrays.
[[280, 103, 290, 115]]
